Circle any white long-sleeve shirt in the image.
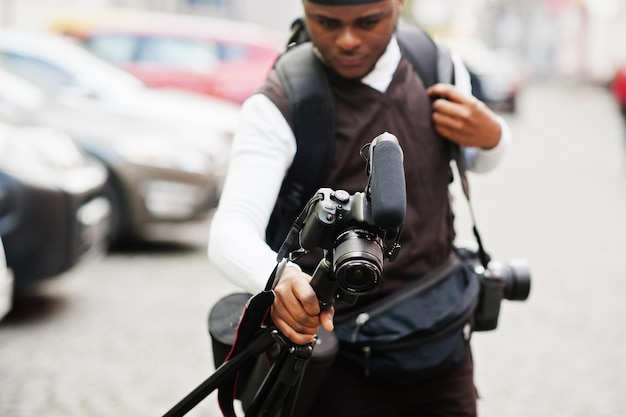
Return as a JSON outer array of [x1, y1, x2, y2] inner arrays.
[[208, 36, 511, 294]]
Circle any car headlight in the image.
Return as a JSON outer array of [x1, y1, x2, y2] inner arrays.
[[0, 123, 106, 194], [113, 134, 212, 175], [174, 129, 233, 180]]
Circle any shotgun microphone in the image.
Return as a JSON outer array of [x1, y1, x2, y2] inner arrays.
[[367, 132, 407, 230]]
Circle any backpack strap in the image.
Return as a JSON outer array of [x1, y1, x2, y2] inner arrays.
[[396, 23, 443, 88], [275, 42, 335, 199], [265, 41, 335, 252]]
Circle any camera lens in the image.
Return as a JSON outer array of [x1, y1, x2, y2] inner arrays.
[[333, 228, 383, 295], [490, 260, 531, 301]]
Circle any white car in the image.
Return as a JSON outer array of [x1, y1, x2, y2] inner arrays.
[[0, 236, 13, 321], [0, 29, 242, 244], [0, 29, 241, 149]]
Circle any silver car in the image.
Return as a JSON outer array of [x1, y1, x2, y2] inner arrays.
[[0, 30, 241, 245]]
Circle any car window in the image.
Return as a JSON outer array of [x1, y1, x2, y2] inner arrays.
[[84, 34, 254, 66], [85, 35, 139, 66], [0, 52, 73, 93], [0, 36, 145, 97], [216, 44, 249, 61], [136, 37, 220, 72]]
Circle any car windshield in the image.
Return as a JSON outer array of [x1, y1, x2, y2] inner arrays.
[[1, 53, 74, 93], [0, 34, 144, 96], [138, 37, 220, 71], [86, 34, 224, 72], [83, 34, 138, 66]]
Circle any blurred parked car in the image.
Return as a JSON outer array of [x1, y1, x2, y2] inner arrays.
[[0, 236, 12, 320], [611, 64, 626, 122], [0, 29, 241, 245], [49, 8, 285, 104], [0, 119, 110, 291], [436, 36, 525, 113]]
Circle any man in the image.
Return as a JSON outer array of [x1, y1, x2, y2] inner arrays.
[[208, 0, 510, 415]]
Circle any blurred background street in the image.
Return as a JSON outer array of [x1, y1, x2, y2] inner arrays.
[[1, 0, 626, 416]]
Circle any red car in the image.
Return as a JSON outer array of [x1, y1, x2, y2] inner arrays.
[[612, 65, 626, 121], [50, 9, 285, 104]]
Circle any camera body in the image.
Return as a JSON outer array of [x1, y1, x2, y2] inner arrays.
[[299, 188, 401, 309], [455, 245, 531, 331]]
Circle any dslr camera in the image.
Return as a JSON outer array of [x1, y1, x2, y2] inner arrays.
[[455, 244, 531, 331], [296, 132, 406, 309], [299, 188, 402, 309]]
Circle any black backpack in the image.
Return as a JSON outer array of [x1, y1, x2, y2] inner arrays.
[[264, 19, 459, 254]]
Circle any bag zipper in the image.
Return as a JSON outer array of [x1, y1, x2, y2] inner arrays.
[[363, 346, 371, 378], [351, 312, 370, 343]]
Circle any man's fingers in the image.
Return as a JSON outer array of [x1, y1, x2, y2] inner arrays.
[[271, 313, 317, 345], [427, 83, 468, 103], [432, 110, 465, 132], [272, 290, 320, 330], [320, 308, 334, 332], [292, 279, 322, 316]]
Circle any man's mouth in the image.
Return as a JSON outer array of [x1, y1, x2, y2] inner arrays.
[[337, 54, 364, 68]]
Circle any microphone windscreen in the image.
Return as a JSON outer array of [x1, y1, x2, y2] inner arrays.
[[370, 139, 406, 229]]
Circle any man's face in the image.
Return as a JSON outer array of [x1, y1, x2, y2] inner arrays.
[[303, 0, 403, 80]]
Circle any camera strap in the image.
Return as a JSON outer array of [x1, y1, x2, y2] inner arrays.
[[450, 146, 491, 269], [274, 192, 324, 264], [436, 50, 491, 270]]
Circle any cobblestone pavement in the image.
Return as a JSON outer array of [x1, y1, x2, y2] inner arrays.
[[1, 82, 626, 417], [0, 220, 233, 417]]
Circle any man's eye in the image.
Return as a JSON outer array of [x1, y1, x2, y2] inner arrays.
[[358, 18, 379, 30], [318, 18, 340, 30]]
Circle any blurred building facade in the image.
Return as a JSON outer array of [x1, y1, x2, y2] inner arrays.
[[407, 0, 626, 83], [1, 0, 625, 83]]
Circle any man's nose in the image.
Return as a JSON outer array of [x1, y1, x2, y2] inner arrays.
[[337, 27, 361, 50]]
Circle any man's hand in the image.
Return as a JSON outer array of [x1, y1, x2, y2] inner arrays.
[[427, 83, 502, 150], [270, 266, 334, 345]]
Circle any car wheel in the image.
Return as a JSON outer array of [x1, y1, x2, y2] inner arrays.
[[504, 95, 517, 113], [101, 175, 130, 248]]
